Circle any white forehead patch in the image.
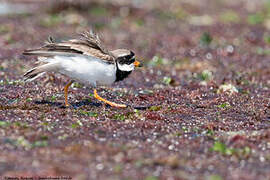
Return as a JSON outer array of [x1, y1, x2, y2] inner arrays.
[[118, 53, 130, 57], [118, 63, 135, 71]]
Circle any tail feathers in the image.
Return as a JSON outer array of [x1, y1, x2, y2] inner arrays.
[[23, 67, 45, 82], [23, 63, 57, 82]]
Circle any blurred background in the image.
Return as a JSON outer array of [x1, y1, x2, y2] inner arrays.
[[1, 0, 270, 87]]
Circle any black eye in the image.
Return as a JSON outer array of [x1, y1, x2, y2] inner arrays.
[[117, 52, 135, 65], [124, 56, 135, 65]]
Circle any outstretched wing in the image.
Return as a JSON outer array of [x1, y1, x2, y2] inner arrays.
[[23, 30, 115, 64]]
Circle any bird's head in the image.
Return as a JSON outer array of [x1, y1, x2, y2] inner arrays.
[[111, 49, 142, 72], [110, 49, 142, 82]]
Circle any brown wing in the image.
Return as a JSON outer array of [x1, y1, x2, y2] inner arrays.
[[23, 30, 115, 64]]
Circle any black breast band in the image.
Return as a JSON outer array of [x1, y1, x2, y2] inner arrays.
[[115, 64, 132, 82]]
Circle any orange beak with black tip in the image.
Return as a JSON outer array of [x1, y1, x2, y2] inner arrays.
[[134, 60, 142, 67]]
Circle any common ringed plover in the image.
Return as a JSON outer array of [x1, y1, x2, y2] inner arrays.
[[23, 30, 141, 108]]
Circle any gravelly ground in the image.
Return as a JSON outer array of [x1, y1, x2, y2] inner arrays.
[[0, 0, 270, 180]]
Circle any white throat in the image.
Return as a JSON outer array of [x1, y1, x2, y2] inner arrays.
[[117, 63, 135, 72]]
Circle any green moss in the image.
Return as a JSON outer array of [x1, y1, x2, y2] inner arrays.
[[58, 134, 69, 140], [134, 19, 145, 26], [206, 174, 223, 180], [200, 32, 212, 46], [40, 135, 48, 140], [149, 106, 162, 111], [0, 121, 10, 128], [156, 8, 188, 20], [79, 110, 98, 117], [26, 97, 32, 102], [41, 122, 48, 126], [71, 120, 83, 129], [89, 7, 108, 16], [113, 114, 126, 121], [144, 176, 159, 180], [211, 141, 229, 154], [134, 160, 144, 168], [247, 13, 264, 25], [4, 34, 15, 44], [174, 132, 182, 137], [6, 79, 24, 85], [173, 8, 188, 19], [40, 14, 62, 27], [196, 70, 213, 81], [220, 11, 240, 24], [264, 35, 270, 44], [217, 102, 230, 109], [211, 141, 251, 158], [110, 17, 122, 28], [93, 22, 106, 30], [0, 25, 11, 34], [205, 129, 214, 136], [13, 122, 29, 129], [148, 56, 168, 67], [256, 47, 270, 55], [113, 164, 123, 173], [162, 76, 172, 85], [51, 95, 57, 102], [71, 123, 79, 129], [32, 140, 48, 147], [72, 82, 83, 88], [16, 136, 31, 149]]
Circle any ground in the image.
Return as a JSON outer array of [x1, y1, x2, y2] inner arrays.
[[0, 0, 270, 180]]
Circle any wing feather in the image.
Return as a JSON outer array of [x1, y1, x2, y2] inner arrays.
[[23, 30, 115, 64]]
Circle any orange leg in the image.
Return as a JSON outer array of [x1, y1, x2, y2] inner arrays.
[[64, 81, 73, 107], [94, 89, 127, 108]]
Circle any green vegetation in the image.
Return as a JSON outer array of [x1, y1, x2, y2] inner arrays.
[[162, 76, 172, 85], [149, 106, 162, 111], [32, 140, 48, 147], [264, 35, 270, 44], [157, 8, 188, 21], [72, 82, 84, 88], [40, 14, 62, 27], [113, 114, 126, 121], [134, 19, 145, 27], [148, 56, 169, 67], [26, 97, 32, 102], [70, 120, 83, 129], [196, 70, 213, 81], [256, 47, 270, 55], [206, 174, 223, 180], [79, 110, 98, 117], [0, 121, 10, 128], [211, 141, 251, 158], [89, 7, 108, 16], [51, 95, 57, 102], [144, 176, 159, 180], [110, 17, 123, 29], [200, 32, 212, 46], [247, 13, 264, 25], [220, 11, 240, 24], [217, 102, 231, 109], [0, 25, 11, 34]]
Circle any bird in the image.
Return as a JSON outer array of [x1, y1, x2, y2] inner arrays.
[[22, 30, 142, 108]]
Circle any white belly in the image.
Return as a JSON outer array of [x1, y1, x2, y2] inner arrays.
[[49, 55, 116, 86]]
